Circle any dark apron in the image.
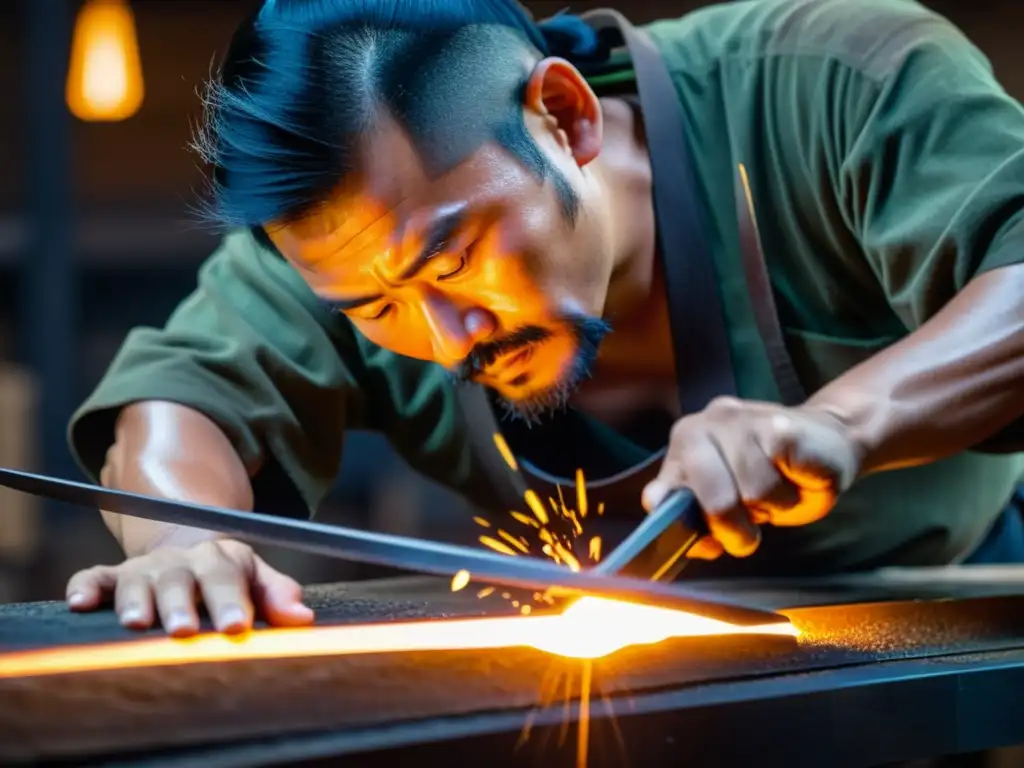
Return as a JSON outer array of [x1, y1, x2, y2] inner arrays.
[[452, 9, 1024, 571]]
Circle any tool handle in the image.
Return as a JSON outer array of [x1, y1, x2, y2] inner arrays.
[[667, 487, 709, 537], [593, 487, 707, 577]]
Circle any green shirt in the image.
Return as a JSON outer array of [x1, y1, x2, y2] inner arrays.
[[69, 0, 1024, 574]]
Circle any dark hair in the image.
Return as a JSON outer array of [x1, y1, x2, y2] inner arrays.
[[193, 0, 609, 234]]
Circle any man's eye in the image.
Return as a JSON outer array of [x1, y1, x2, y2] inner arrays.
[[437, 252, 468, 281]]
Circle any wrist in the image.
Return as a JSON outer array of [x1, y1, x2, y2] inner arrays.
[[801, 394, 886, 478]]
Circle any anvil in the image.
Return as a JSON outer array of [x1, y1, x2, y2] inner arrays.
[[5, 570, 1024, 766]]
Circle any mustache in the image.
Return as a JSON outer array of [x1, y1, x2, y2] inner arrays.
[[497, 315, 612, 426], [454, 326, 552, 382]]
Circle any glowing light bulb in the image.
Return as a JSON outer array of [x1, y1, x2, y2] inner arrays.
[[66, 0, 144, 122]]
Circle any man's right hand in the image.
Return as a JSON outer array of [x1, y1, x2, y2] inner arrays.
[[65, 538, 315, 636]]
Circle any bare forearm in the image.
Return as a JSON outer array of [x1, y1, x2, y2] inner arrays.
[[100, 401, 256, 558], [807, 264, 1024, 475]]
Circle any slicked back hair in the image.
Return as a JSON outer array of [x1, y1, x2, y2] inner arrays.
[[193, 0, 607, 235]]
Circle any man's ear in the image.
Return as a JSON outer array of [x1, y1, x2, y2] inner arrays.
[[523, 57, 603, 167]]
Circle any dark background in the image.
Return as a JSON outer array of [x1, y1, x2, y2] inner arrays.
[[0, 0, 1019, 603]]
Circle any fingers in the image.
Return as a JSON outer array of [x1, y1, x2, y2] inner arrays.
[[64, 539, 308, 637], [648, 419, 761, 558], [759, 414, 843, 526], [191, 541, 254, 634], [252, 556, 315, 627], [643, 398, 858, 561], [684, 435, 761, 556], [764, 410, 859, 493], [715, 428, 801, 525], [66, 565, 118, 611], [113, 571, 156, 629], [687, 537, 724, 560], [152, 565, 200, 637]]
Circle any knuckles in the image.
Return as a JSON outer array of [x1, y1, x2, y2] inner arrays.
[[705, 396, 743, 417], [150, 565, 195, 591], [700, 487, 743, 518], [671, 397, 758, 442]]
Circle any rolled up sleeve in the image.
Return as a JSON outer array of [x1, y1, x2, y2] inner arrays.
[[68, 230, 370, 513]]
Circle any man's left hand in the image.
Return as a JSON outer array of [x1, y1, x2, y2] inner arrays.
[[642, 397, 864, 560]]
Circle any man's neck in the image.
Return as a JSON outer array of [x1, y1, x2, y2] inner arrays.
[[594, 96, 658, 321], [582, 97, 678, 395]]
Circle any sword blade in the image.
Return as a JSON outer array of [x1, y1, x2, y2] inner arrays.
[[0, 468, 785, 626]]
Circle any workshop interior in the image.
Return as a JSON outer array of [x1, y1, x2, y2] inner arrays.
[[1, 0, 1023, 766]]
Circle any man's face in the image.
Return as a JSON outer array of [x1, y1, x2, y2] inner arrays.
[[269, 105, 614, 422]]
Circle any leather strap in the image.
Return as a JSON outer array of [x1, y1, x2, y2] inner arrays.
[[734, 163, 807, 406], [583, 8, 739, 414], [583, 8, 809, 410]]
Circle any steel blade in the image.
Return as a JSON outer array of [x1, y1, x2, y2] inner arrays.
[[594, 488, 707, 581], [0, 468, 785, 626]]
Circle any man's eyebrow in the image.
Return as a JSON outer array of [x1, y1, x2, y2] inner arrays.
[[319, 294, 383, 313], [398, 206, 467, 281]]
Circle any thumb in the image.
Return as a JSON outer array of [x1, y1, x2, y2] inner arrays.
[[252, 557, 315, 627]]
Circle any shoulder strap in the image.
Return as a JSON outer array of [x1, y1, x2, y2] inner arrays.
[[583, 9, 808, 410], [583, 9, 738, 414], [733, 164, 807, 406]]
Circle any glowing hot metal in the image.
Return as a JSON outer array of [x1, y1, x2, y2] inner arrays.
[[0, 596, 797, 679]]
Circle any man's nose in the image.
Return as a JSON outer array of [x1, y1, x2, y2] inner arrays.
[[419, 291, 497, 366]]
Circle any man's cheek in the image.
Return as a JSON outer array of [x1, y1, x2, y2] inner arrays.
[[472, 260, 552, 319], [531, 333, 578, 385]]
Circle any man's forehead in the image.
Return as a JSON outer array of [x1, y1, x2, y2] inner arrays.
[[271, 122, 431, 261], [273, 117, 516, 263]]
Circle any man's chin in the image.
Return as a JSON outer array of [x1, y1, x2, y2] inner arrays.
[[494, 382, 574, 426]]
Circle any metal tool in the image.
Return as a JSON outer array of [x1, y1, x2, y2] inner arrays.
[[594, 488, 708, 582], [0, 467, 785, 626]]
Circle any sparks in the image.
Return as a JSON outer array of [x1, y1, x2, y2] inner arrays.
[[474, 469, 610, 620], [479, 536, 519, 557], [553, 543, 582, 572], [577, 661, 593, 768], [451, 570, 471, 592], [497, 529, 531, 554], [524, 490, 550, 525], [492, 432, 519, 472], [511, 511, 539, 528], [575, 469, 588, 518]]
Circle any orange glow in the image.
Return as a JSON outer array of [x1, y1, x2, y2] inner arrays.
[[66, 0, 144, 122], [0, 597, 796, 679]]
